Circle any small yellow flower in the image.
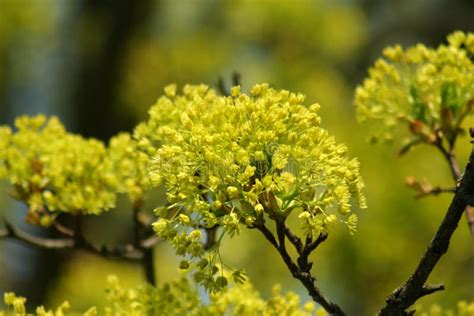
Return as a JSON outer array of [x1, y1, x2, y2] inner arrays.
[[226, 186, 239, 198]]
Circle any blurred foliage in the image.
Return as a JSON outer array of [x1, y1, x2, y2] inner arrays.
[[4, 273, 474, 315], [0, 0, 474, 315], [2, 272, 322, 315], [0, 0, 53, 81], [120, 0, 367, 122], [416, 301, 474, 316]]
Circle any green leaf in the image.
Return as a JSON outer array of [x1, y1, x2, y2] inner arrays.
[[440, 81, 462, 116], [409, 85, 426, 122]]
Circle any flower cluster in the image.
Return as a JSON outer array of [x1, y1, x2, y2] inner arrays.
[[107, 133, 151, 204], [0, 115, 118, 220], [1, 292, 97, 316], [133, 83, 185, 156], [141, 83, 366, 287], [103, 275, 320, 316], [4, 275, 474, 316], [1, 275, 322, 316], [0, 115, 151, 224], [355, 31, 474, 146]]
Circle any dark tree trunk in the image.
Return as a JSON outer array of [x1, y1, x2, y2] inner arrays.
[[72, 0, 154, 140]]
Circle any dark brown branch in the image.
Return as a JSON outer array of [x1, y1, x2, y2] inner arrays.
[[252, 218, 345, 315], [378, 151, 474, 315], [275, 221, 300, 273], [435, 140, 474, 233], [419, 284, 445, 296], [415, 186, 456, 199], [299, 233, 328, 270], [283, 223, 303, 253], [435, 142, 462, 180], [253, 221, 278, 249]]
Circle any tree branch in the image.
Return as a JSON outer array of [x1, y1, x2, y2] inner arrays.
[[1, 221, 75, 249], [414, 186, 455, 199], [253, 220, 278, 249], [378, 151, 474, 315], [132, 201, 156, 285], [283, 222, 303, 253], [51, 220, 75, 237], [252, 218, 345, 315], [0, 218, 158, 261], [298, 233, 328, 271], [435, 141, 461, 181], [435, 139, 474, 233]]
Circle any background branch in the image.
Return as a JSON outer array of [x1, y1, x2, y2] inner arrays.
[[133, 202, 156, 285], [1, 221, 75, 249], [0, 217, 160, 261]]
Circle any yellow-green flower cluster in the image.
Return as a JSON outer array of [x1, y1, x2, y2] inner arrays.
[[104, 274, 201, 316], [103, 274, 322, 316], [415, 300, 474, 316], [1, 275, 322, 316], [107, 133, 151, 204], [1, 292, 97, 316], [133, 83, 185, 156], [4, 278, 474, 316], [0, 115, 118, 218], [0, 115, 152, 224], [143, 83, 365, 265], [355, 31, 474, 144]]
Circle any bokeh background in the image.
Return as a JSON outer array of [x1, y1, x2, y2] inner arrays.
[[1, 0, 474, 314]]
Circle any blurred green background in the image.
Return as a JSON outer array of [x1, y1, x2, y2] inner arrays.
[[1, 0, 474, 314]]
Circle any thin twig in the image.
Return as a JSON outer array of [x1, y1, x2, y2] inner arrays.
[[252, 218, 345, 315], [283, 223, 303, 253], [52, 220, 75, 237], [141, 235, 160, 249], [299, 233, 328, 270], [435, 142, 461, 180], [253, 220, 278, 249], [378, 151, 474, 315], [415, 186, 456, 199], [435, 139, 474, 233]]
